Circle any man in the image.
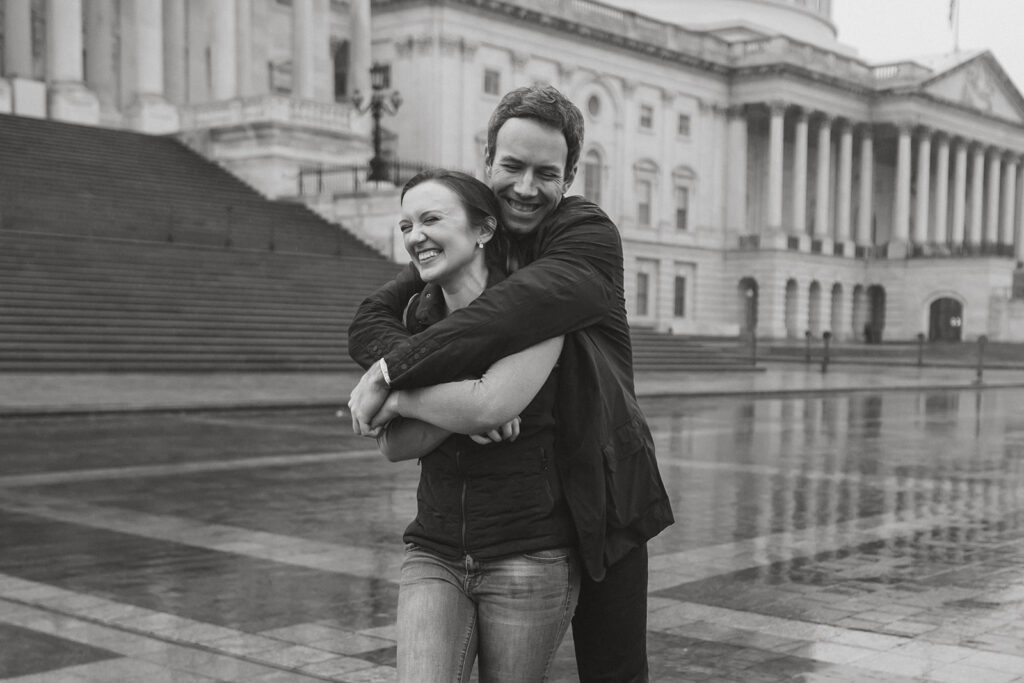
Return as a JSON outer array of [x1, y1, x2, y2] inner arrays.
[[348, 84, 673, 682]]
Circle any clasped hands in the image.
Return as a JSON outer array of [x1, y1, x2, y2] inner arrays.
[[346, 362, 520, 444]]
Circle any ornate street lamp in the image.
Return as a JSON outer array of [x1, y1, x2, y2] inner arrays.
[[351, 63, 403, 182]]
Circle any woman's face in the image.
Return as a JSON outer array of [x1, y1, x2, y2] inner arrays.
[[400, 181, 486, 285]]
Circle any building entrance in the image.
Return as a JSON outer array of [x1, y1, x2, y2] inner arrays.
[[929, 298, 963, 341]]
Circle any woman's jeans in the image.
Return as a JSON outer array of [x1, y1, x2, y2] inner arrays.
[[396, 544, 580, 683]]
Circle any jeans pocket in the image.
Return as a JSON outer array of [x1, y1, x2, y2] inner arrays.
[[521, 547, 573, 563]]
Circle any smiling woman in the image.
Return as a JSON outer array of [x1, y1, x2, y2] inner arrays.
[[398, 173, 497, 312]]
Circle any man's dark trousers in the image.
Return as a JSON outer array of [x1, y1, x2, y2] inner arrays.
[[572, 544, 649, 683]]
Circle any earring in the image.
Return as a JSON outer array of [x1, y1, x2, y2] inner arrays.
[[477, 241, 484, 249]]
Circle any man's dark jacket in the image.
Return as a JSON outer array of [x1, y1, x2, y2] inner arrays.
[[348, 195, 674, 581]]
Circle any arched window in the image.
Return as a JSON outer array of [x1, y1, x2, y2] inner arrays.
[[333, 41, 350, 101], [582, 149, 602, 204]]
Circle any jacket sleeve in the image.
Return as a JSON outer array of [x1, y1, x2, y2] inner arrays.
[[383, 209, 620, 389], [347, 263, 425, 370]]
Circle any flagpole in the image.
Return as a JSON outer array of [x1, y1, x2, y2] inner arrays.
[[951, 0, 960, 53]]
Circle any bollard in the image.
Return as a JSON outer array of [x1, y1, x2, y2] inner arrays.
[[916, 332, 925, 367], [975, 334, 988, 385], [804, 330, 812, 364], [821, 331, 832, 373]]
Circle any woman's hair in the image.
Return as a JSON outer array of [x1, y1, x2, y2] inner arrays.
[[401, 169, 510, 274]]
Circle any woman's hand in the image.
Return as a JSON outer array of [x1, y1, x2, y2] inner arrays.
[[469, 416, 521, 445]]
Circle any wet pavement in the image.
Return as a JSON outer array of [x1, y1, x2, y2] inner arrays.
[[2, 386, 1024, 681]]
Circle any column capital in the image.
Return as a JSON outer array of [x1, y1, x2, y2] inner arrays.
[[726, 104, 747, 119], [835, 117, 853, 133], [815, 111, 833, 125], [766, 100, 788, 115], [893, 120, 914, 134], [915, 125, 932, 139], [856, 122, 874, 137]]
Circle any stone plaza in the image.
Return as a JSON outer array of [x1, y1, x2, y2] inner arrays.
[[3, 366, 1024, 682]]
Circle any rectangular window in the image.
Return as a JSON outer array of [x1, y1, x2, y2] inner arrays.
[[636, 180, 652, 226], [636, 272, 650, 316], [639, 104, 653, 129], [674, 186, 689, 231], [483, 69, 501, 95], [673, 276, 687, 317], [677, 113, 691, 136], [584, 160, 602, 204]]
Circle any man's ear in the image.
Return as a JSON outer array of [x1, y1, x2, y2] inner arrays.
[[562, 163, 578, 192], [483, 146, 493, 179]]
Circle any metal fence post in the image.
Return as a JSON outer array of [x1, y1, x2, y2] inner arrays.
[[821, 331, 832, 373], [975, 334, 988, 385]]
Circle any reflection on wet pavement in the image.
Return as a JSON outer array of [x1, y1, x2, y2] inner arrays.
[[1, 391, 1024, 681]]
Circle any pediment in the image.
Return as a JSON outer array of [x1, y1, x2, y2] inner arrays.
[[921, 54, 1024, 123]]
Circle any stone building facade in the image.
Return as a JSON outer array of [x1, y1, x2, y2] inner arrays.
[[3, 0, 1024, 341]]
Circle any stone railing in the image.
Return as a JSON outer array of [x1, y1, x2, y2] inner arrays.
[[179, 94, 355, 132]]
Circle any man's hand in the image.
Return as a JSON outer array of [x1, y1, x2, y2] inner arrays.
[[469, 416, 521, 445], [348, 361, 390, 437]]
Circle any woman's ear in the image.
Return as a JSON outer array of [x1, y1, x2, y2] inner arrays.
[[477, 216, 498, 244]]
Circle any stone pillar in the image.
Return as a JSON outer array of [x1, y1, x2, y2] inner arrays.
[[892, 123, 912, 247], [726, 107, 748, 234], [767, 102, 786, 231], [1001, 156, 1017, 248], [985, 149, 1002, 247], [968, 144, 985, 246], [236, 0, 254, 97], [163, 0, 187, 105], [4, 0, 33, 77], [836, 120, 853, 247], [1017, 160, 1024, 263], [792, 109, 809, 236], [912, 128, 931, 247], [210, 0, 238, 100], [292, 0, 316, 99], [126, 0, 179, 133], [951, 139, 968, 248], [84, 0, 119, 119], [932, 134, 950, 245], [45, 0, 100, 124], [350, 0, 372, 98], [814, 114, 832, 239], [856, 127, 873, 247]]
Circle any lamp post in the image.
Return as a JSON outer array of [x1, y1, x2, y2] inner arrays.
[[351, 63, 403, 182]]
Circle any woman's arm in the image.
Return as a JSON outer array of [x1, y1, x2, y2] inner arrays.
[[382, 336, 563, 434], [376, 417, 451, 462]]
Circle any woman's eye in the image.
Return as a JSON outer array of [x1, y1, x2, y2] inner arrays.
[[399, 223, 411, 233]]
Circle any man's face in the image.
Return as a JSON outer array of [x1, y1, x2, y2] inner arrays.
[[485, 117, 576, 236]]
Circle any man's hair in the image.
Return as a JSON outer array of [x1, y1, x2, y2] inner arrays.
[[484, 84, 584, 179], [401, 168, 509, 273]]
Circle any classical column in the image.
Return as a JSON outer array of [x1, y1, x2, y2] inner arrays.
[[856, 126, 873, 247], [836, 120, 853, 246], [1017, 159, 1024, 262], [814, 114, 832, 239], [350, 0, 372, 98], [45, 0, 99, 124], [985, 149, 1002, 246], [292, 0, 316, 99], [4, 0, 33, 77], [726, 106, 748, 234], [767, 102, 786, 231], [125, 0, 178, 133], [968, 144, 985, 246], [912, 128, 932, 247], [1001, 156, 1017, 248], [932, 134, 950, 245], [210, 0, 238, 100], [84, 0, 118, 116], [892, 123, 912, 245], [163, 0, 187, 105], [792, 109, 809, 236], [236, 0, 254, 97], [951, 139, 968, 247]]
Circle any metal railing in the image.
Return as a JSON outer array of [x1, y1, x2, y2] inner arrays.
[[298, 160, 434, 196]]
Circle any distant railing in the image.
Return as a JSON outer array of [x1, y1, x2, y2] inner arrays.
[[180, 94, 354, 132], [298, 160, 434, 196]]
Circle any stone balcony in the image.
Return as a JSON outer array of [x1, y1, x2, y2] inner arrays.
[[179, 94, 358, 134]]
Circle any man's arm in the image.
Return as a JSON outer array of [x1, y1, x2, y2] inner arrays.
[[347, 263, 424, 370]]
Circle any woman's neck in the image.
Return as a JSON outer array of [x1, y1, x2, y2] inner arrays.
[[440, 262, 488, 313]]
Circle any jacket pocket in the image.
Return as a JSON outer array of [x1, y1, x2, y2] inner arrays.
[[601, 413, 662, 529]]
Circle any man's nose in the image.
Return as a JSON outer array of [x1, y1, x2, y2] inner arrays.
[[513, 170, 538, 197]]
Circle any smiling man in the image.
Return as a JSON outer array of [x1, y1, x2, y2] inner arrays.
[[347, 84, 673, 683]]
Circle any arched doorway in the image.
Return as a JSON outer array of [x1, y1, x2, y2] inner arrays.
[[808, 281, 822, 336], [737, 278, 759, 334], [830, 283, 843, 338], [866, 285, 886, 343], [784, 279, 799, 338], [851, 284, 866, 341], [929, 298, 963, 341]]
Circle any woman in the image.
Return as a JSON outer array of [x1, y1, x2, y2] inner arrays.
[[371, 169, 577, 682]]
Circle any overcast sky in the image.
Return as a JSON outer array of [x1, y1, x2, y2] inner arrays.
[[832, 0, 1024, 92]]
